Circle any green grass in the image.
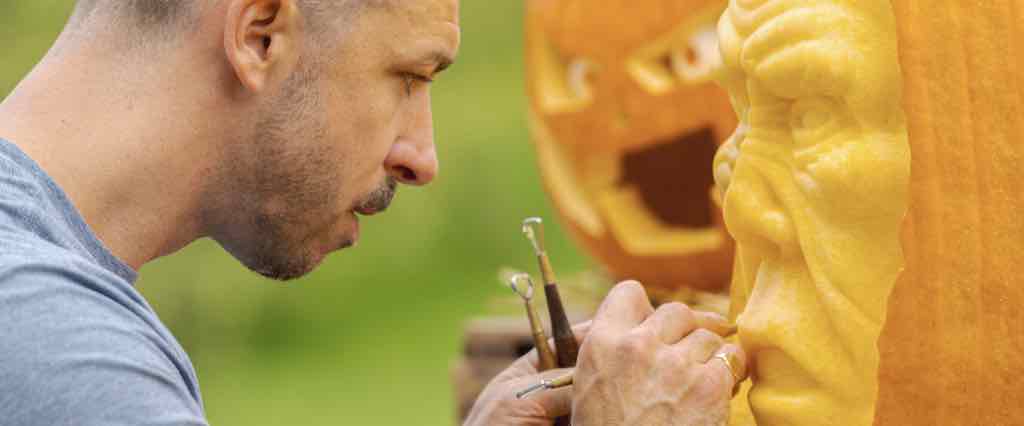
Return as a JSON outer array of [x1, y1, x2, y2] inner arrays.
[[2, 2, 592, 425]]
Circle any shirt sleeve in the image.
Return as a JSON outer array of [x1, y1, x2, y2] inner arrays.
[[0, 260, 209, 426]]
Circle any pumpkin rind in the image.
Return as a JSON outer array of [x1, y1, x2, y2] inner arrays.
[[875, 1, 1024, 424]]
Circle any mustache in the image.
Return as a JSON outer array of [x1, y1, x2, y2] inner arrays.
[[357, 176, 398, 213]]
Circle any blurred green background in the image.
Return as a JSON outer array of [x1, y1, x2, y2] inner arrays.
[[3, 1, 592, 424]]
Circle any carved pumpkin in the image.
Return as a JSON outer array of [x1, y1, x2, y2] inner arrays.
[[525, 0, 738, 292], [715, 1, 1024, 425]]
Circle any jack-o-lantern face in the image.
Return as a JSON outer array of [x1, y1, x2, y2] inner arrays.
[[526, 0, 737, 292]]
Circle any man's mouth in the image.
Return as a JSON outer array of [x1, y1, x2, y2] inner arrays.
[[354, 176, 398, 216]]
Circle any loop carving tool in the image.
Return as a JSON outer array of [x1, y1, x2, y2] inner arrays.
[[507, 272, 558, 372], [522, 217, 579, 368]]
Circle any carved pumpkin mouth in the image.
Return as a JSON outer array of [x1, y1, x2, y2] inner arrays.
[[618, 126, 718, 228]]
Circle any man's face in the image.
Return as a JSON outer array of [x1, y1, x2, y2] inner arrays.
[[713, 0, 909, 423], [209, 0, 460, 280]]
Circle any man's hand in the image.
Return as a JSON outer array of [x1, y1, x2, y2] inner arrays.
[[463, 281, 745, 426], [573, 281, 745, 425], [463, 322, 591, 426]]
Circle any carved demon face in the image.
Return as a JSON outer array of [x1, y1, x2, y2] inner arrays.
[[525, 0, 737, 291], [714, 0, 909, 424]]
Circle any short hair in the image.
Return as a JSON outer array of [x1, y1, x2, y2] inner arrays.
[[67, 0, 378, 42], [69, 0, 198, 38]]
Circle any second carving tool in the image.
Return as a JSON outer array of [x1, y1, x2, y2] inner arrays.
[[515, 370, 575, 399], [522, 217, 579, 368], [508, 272, 558, 371]]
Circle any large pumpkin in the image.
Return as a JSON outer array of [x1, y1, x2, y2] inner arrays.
[[525, 0, 738, 292], [875, 1, 1024, 424], [715, 0, 1024, 425]]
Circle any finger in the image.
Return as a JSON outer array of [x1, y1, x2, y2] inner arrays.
[[511, 368, 575, 418], [640, 302, 697, 344], [692, 310, 738, 337], [672, 328, 725, 364], [706, 343, 748, 395], [517, 321, 593, 373], [592, 281, 654, 333]]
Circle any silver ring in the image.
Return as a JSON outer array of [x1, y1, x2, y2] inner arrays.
[[712, 352, 742, 384]]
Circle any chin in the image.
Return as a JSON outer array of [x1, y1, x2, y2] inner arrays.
[[240, 243, 326, 282]]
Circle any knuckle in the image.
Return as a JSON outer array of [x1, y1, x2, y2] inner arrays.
[[616, 280, 644, 292], [618, 330, 656, 355], [588, 328, 618, 351], [628, 325, 658, 343], [690, 328, 724, 345], [615, 281, 652, 306], [658, 302, 695, 321]]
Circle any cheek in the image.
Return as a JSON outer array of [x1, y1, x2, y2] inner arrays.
[[315, 89, 401, 186]]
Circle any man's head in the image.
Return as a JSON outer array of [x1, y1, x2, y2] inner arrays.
[[67, 0, 460, 280]]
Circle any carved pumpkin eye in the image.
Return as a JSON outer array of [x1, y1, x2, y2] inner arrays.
[[565, 58, 597, 105], [669, 26, 722, 84], [628, 20, 724, 95], [528, 24, 597, 115], [790, 97, 841, 148]]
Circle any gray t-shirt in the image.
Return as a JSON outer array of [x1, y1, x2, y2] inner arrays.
[[0, 139, 207, 425]]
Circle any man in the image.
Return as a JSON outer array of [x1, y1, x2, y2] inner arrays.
[[0, 1, 746, 424]]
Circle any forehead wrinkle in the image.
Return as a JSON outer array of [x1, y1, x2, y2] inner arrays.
[[718, 9, 746, 73], [727, 0, 805, 37], [728, 1, 870, 98]]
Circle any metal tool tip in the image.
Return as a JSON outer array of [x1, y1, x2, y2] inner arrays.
[[498, 267, 522, 284], [521, 217, 546, 255], [507, 272, 535, 300], [515, 381, 549, 399], [523, 217, 543, 226]]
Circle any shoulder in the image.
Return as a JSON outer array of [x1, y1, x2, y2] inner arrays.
[[0, 253, 208, 426]]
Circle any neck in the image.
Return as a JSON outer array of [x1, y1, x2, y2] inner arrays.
[[0, 39, 226, 270]]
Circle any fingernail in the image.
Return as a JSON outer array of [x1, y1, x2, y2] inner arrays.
[[724, 322, 739, 337], [704, 311, 729, 324], [704, 312, 738, 336]]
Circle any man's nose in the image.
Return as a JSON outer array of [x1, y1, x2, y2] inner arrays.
[[384, 107, 438, 186]]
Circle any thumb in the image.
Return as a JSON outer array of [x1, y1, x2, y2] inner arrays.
[[514, 368, 575, 419]]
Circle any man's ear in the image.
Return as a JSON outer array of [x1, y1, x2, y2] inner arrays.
[[223, 0, 303, 93]]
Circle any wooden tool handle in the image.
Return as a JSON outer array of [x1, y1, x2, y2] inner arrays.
[[544, 284, 579, 367]]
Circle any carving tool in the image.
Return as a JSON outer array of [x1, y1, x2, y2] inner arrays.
[[522, 217, 579, 368], [507, 272, 558, 372], [515, 370, 575, 400]]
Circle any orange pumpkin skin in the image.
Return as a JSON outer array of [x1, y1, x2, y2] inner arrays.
[[875, 1, 1024, 424], [525, 0, 737, 292]]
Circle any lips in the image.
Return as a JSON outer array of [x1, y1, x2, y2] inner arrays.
[[355, 204, 384, 216], [354, 177, 398, 216]]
